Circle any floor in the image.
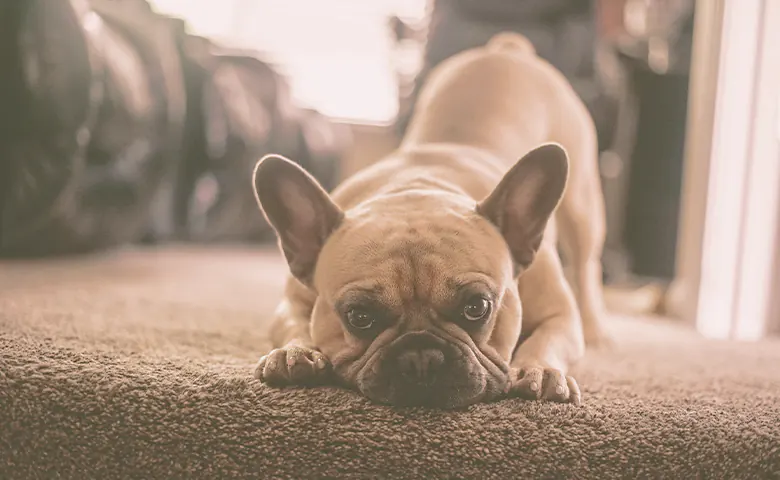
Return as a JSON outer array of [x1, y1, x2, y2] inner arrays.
[[1, 246, 778, 478]]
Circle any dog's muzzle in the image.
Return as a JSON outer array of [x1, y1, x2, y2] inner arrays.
[[391, 340, 447, 389], [358, 331, 486, 407]]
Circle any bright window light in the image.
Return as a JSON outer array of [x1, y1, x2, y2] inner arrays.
[[149, 0, 427, 125]]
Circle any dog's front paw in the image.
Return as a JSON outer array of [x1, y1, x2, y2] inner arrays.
[[509, 365, 582, 406], [253, 345, 332, 387]]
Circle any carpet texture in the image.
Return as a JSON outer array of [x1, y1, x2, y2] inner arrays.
[[1, 246, 779, 479]]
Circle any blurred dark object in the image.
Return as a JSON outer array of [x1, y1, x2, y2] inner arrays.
[[165, 31, 283, 243], [0, 0, 185, 256], [89, 0, 188, 245], [0, 0, 105, 256], [622, 66, 690, 279], [0, 0, 349, 257], [606, 0, 696, 280], [164, 25, 349, 243]]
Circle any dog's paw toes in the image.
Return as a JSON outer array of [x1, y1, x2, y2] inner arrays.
[[565, 375, 582, 406], [254, 345, 331, 386], [541, 369, 571, 403], [510, 366, 582, 406], [510, 366, 545, 400]]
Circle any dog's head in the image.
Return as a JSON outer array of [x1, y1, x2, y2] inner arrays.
[[253, 144, 568, 408]]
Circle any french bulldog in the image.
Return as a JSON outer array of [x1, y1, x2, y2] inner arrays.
[[251, 32, 611, 408]]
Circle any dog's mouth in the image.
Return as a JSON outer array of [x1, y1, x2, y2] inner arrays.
[[352, 332, 509, 409]]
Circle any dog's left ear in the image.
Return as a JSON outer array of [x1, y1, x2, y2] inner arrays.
[[477, 143, 569, 268], [253, 154, 344, 285]]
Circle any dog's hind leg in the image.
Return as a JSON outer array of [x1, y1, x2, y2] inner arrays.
[[555, 125, 614, 349]]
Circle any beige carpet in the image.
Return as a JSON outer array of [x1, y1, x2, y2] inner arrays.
[[1, 246, 779, 479]]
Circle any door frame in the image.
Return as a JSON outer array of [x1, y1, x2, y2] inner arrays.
[[670, 0, 780, 340]]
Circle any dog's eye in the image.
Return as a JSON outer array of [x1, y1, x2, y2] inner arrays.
[[462, 296, 492, 322], [347, 309, 375, 330]]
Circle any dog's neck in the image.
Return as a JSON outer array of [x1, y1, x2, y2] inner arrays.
[[336, 142, 509, 211]]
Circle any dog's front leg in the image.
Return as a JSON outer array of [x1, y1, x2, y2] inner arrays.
[[254, 276, 332, 386], [510, 247, 586, 405]]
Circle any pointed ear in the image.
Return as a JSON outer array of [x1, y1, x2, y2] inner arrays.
[[253, 154, 343, 285], [476, 143, 569, 269]]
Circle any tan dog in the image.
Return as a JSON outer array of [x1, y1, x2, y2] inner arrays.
[[252, 32, 611, 408]]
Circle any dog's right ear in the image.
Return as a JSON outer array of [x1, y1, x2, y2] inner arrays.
[[253, 154, 343, 285]]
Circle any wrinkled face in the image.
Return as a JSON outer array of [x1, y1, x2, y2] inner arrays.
[[253, 144, 568, 409], [311, 194, 520, 408]]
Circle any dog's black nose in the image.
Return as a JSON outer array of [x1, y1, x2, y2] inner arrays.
[[396, 348, 445, 385]]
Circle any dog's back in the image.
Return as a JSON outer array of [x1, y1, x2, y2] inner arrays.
[[398, 31, 601, 224], [401, 32, 594, 168]]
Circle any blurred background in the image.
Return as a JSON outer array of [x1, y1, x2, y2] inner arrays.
[[1, 0, 778, 341]]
